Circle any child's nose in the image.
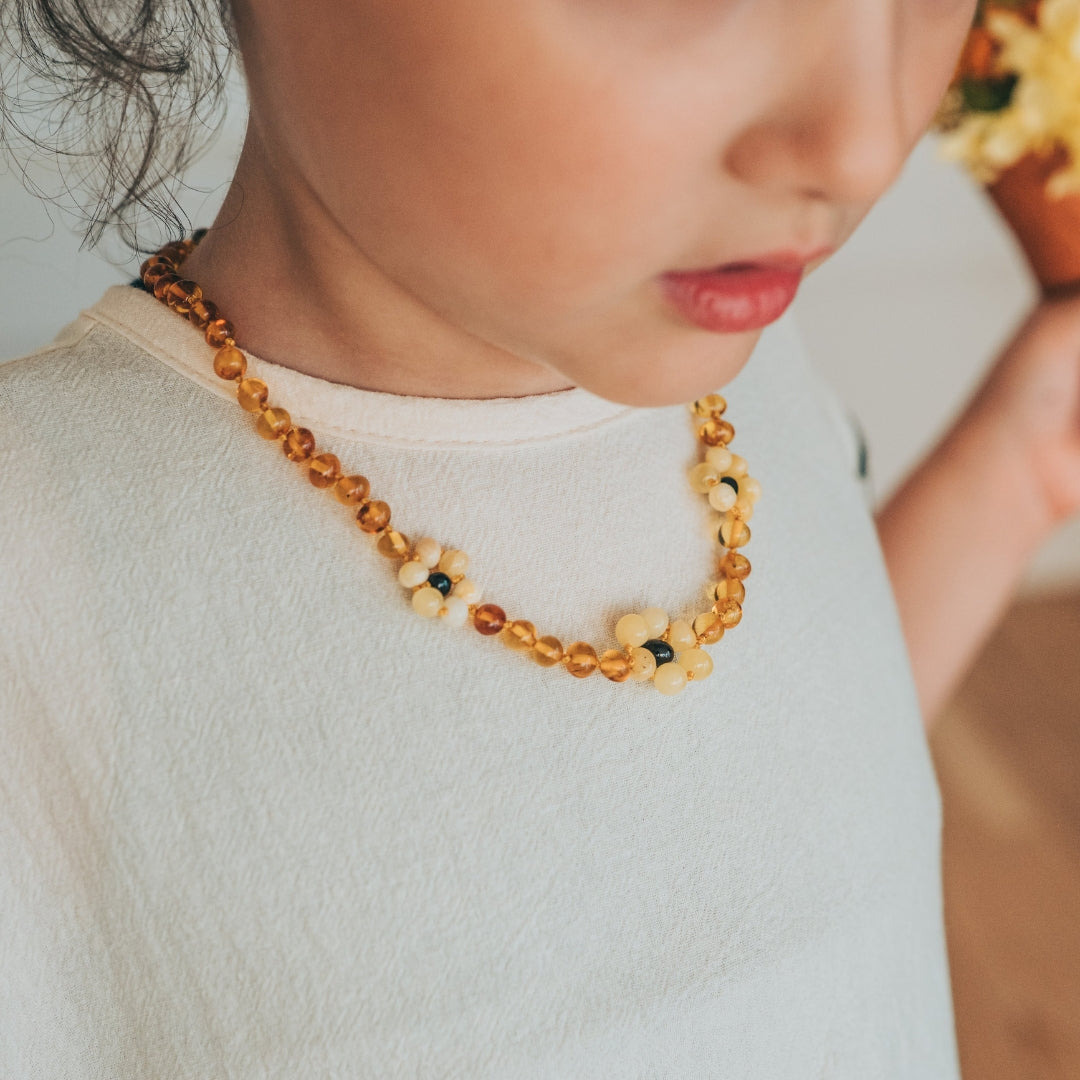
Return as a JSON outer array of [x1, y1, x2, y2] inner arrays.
[[722, 12, 910, 208]]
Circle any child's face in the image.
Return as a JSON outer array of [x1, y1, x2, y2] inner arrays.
[[233, 0, 977, 406]]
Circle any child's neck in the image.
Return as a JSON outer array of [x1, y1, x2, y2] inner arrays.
[[177, 126, 576, 401]]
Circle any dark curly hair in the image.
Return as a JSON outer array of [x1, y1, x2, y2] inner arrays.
[[0, 1, 237, 257]]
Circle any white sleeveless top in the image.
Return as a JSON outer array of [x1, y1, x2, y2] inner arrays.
[[0, 283, 961, 1078]]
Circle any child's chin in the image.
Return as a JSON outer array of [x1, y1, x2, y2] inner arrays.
[[571, 335, 760, 410]]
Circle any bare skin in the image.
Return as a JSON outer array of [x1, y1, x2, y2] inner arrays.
[[180, 0, 1080, 734], [180, 0, 977, 406]]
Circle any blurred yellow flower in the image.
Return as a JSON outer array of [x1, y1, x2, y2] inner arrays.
[[936, 0, 1080, 196]]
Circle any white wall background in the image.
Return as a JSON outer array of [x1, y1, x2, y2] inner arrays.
[[2, 104, 1076, 596]]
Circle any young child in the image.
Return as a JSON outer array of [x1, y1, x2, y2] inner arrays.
[[5, 0, 1080, 1075]]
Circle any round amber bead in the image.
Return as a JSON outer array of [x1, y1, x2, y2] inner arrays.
[[501, 619, 537, 651], [713, 597, 743, 628], [308, 453, 342, 488], [718, 515, 750, 549], [599, 648, 632, 683], [698, 419, 735, 447], [187, 297, 219, 330], [205, 318, 235, 348], [152, 272, 180, 301], [333, 474, 370, 504], [376, 530, 409, 558], [157, 240, 188, 263], [473, 603, 507, 636], [283, 426, 316, 461], [356, 500, 391, 533], [711, 577, 746, 604], [165, 279, 202, 314], [719, 551, 751, 580], [693, 611, 725, 645], [563, 641, 599, 678], [255, 406, 291, 440], [213, 345, 247, 381], [692, 394, 727, 418], [237, 378, 269, 412], [532, 635, 564, 667]]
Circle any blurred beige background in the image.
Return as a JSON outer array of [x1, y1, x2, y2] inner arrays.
[[2, 110, 1073, 593]]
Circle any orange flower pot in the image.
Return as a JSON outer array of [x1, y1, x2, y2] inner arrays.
[[985, 142, 1080, 293]]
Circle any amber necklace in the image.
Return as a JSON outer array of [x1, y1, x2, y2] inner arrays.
[[140, 229, 759, 696]]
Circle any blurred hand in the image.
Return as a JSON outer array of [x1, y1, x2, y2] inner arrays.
[[965, 284, 1080, 535]]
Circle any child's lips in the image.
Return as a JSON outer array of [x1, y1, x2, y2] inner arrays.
[[658, 263, 804, 334]]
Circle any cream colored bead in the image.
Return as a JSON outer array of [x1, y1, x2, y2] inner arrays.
[[438, 548, 469, 578], [615, 613, 650, 648], [414, 537, 442, 569], [628, 646, 657, 682], [411, 585, 444, 617], [440, 595, 470, 628], [687, 462, 720, 493], [677, 647, 713, 680], [667, 619, 697, 651], [708, 483, 737, 512], [452, 578, 481, 604], [398, 560, 429, 589], [640, 606, 668, 638], [653, 662, 688, 695], [705, 446, 733, 472], [740, 475, 762, 502], [734, 495, 754, 520], [726, 452, 748, 478]]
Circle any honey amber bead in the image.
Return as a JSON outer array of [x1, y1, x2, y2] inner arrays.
[[142, 263, 173, 289], [157, 240, 188, 263], [532, 635, 564, 667], [599, 648, 632, 683], [283, 426, 316, 461], [356, 499, 391, 533], [692, 394, 727, 418], [333, 474, 370, 503], [165, 279, 202, 314], [153, 272, 180, 301], [213, 345, 246, 381], [377, 530, 410, 558], [712, 577, 746, 604], [309, 453, 343, 488], [719, 551, 751, 579], [255, 406, 291, 440], [698, 419, 735, 447], [718, 515, 750, 549], [205, 318, 235, 348], [237, 377, 268, 412], [564, 641, 599, 678], [693, 611, 725, 644], [139, 254, 171, 278], [187, 298, 219, 330], [501, 619, 537, 651], [473, 603, 507, 636], [713, 597, 743, 628]]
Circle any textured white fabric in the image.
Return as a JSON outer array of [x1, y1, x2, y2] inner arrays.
[[0, 283, 961, 1078]]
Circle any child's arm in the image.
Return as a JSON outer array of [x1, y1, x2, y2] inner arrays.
[[874, 290, 1080, 739]]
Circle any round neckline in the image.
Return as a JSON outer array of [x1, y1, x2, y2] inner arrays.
[[81, 283, 640, 448]]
